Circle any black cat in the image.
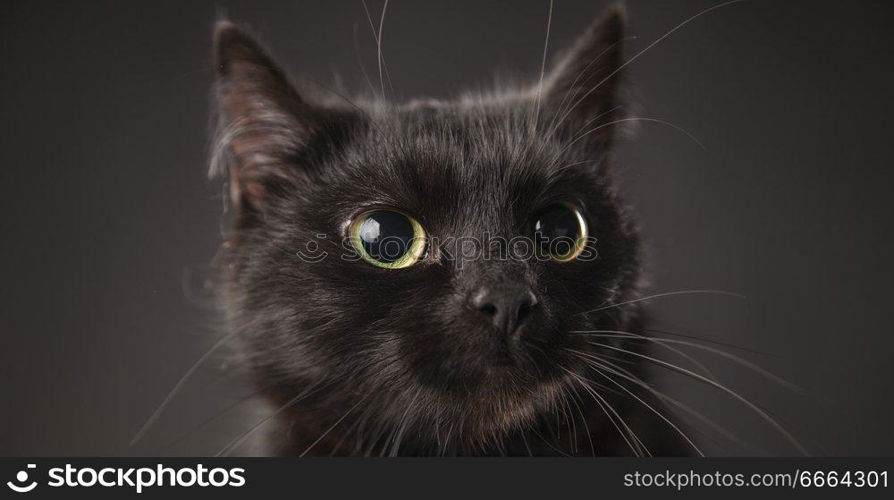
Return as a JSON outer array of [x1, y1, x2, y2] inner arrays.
[[211, 5, 695, 456]]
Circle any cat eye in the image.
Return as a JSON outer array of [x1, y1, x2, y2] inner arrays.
[[349, 209, 427, 269], [533, 202, 589, 262]]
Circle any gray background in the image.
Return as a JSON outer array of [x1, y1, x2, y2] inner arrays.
[[1, 0, 892, 456]]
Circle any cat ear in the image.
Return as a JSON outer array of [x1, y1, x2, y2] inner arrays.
[[212, 20, 314, 211], [542, 5, 627, 147]]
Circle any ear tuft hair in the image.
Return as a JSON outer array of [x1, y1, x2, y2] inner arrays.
[[211, 21, 311, 212], [543, 4, 627, 147]]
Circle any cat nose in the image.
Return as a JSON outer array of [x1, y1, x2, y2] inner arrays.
[[469, 286, 539, 340]]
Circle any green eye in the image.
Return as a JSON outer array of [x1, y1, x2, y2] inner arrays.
[[533, 202, 589, 262], [350, 209, 427, 269]]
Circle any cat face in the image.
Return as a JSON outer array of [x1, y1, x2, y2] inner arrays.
[[213, 7, 641, 447]]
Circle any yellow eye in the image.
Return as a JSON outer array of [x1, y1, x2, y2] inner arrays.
[[350, 209, 427, 269], [533, 202, 589, 262]]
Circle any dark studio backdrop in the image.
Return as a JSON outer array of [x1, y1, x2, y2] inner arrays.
[[1, 0, 892, 456]]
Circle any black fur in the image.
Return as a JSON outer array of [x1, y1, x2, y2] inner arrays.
[[211, 6, 693, 456]]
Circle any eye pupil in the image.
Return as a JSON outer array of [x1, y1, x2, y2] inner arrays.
[[534, 203, 588, 262], [352, 209, 426, 268]]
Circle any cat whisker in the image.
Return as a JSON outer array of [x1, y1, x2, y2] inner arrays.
[[529, 426, 572, 457], [443, 420, 455, 456], [574, 329, 803, 393], [129, 330, 237, 448], [575, 288, 747, 317], [577, 351, 756, 454], [573, 330, 717, 381], [541, 104, 621, 173], [566, 348, 704, 455], [300, 396, 368, 457], [531, 0, 555, 129], [550, 158, 600, 173], [586, 340, 808, 455], [360, 0, 393, 99], [586, 353, 767, 454], [352, 22, 378, 98], [376, 0, 394, 95], [552, 0, 746, 133], [217, 380, 326, 457], [566, 383, 596, 456], [386, 387, 421, 457], [549, 384, 568, 445], [646, 327, 774, 356], [543, 113, 706, 174], [557, 386, 579, 453], [331, 391, 383, 456], [544, 37, 637, 138], [567, 116, 707, 151], [161, 390, 261, 454], [519, 428, 535, 457], [561, 366, 647, 456]]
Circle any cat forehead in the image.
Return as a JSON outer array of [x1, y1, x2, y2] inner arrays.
[[348, 101, 596, 179], [341, 115, 576, 192], [315, 107, 600, 231]]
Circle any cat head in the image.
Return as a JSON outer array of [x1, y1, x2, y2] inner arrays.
[[212, 6, 642, 451]]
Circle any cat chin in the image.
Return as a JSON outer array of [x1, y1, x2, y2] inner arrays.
[[381, 337, 590, 437], [408, 369, 573, 439]]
